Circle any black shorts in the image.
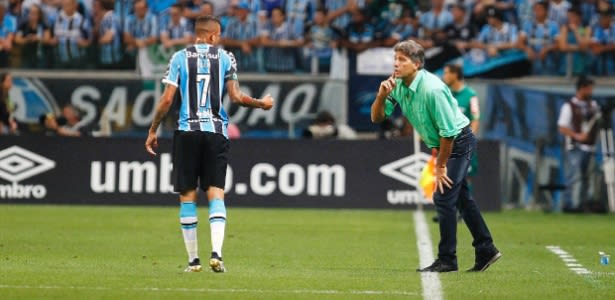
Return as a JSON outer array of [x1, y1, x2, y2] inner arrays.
[[172, 130, 229, 192]]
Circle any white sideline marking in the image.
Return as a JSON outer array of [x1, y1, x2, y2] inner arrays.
[[566, 263, 582, 267], [414, 210, 443, 300], [546, 245, 592, 275], [0, 285, 419, 296]]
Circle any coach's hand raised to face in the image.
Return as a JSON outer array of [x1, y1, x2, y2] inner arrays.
[[378, 75, 396, 98]]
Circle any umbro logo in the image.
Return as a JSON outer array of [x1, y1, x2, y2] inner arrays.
[[380, 152, 432, 205], [0, 146, 55, 183], [379, 152, 431, 188]]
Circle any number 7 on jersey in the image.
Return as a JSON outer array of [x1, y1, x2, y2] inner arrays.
[[196, 74, 211, 107]]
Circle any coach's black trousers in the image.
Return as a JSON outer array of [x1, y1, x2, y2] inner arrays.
[[433, 127, 495, 266]]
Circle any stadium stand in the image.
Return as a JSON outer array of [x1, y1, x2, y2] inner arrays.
[[0, 0, 613, 77]]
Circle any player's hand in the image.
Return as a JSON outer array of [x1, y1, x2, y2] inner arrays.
[[145, 132, 158, 156], [434, 165, 453, 194], [378, 75, 396, 98], [260, 94, 274, 110]]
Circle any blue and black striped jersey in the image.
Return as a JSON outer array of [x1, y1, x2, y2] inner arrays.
[[163, 44, 238, 138]]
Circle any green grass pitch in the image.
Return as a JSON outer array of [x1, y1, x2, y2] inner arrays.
[[1, 205, 614, 299]]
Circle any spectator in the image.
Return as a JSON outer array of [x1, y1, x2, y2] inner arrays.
[[160, 4, 192, 51], [557, 76, 601, 212], [260, 6, 303, 72], [183, 0, 213, 28], [326, 0, 363, 33], [580, 0, 598, 26], [470, 0, 496, 29], [558, 7, 592, 75], [420, 0, 453, 37], [218, 1, 235, 33], [589, 10, 615, 75], [517, 0, 539, 26], [305, 7, 335, 73], [114, 0, 133, 27], [585, 0, 613, 27], [341, 8, 374, 53], [94, 0, 123, 69], [471, 0, 515, 25], [286, 0, 316, 39], [38, 113, 81, 136], [473, 7, 521, 58], [15, 4, 52, 68], [208, 0, 229, 16], [40, 0, 61, 25], [9, 0, 26, 25], [548, 0, 571, 27], [494, 0, 517, 24], [260, 0, 285, 18], [519, 1, 561, 75], [221, 2, 260, 72], [384, 5, 419, 47], [368, 0, 407, 41], [123, 0, 158, 68], [302, 110, 357, 140], [379, 116, 412, 139], [61, 103, 90, 134], [50, 0, 91, 69], [0, 3, 17, 68], [424, 3, 477, 71], [0, 72, 17, 135], [443, 3, 477, 53]]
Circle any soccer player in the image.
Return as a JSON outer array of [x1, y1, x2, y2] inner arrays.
[[371, 40, 500, 272], [145, 16, 274, 273]]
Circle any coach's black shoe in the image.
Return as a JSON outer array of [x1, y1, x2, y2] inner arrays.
[[467, 250, 502, 272], [416, 259, 458, 273]]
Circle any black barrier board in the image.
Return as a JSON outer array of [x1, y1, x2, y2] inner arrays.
[[0, 137, 500, 210]]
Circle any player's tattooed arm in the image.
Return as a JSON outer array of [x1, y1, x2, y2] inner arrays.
[[149, 109, 166, 133], [146, 84, 176, 156], [226, 79, 274, 110], [149, 84, 177, 133]]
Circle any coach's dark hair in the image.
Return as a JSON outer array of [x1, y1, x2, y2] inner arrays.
[[393, 40, 425, 69], [445, 63, 464, 80]]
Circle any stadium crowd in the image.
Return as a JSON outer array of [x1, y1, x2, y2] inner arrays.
[[1, 0, 614, 76]]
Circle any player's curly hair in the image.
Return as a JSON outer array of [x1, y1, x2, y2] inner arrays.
[[393, 40, 425, 69]]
